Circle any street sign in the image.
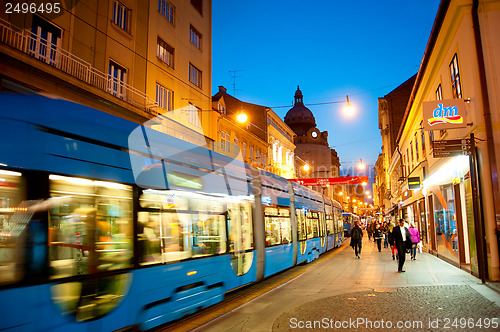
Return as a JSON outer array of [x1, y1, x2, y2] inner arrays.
[[432, 139, 472, 158]]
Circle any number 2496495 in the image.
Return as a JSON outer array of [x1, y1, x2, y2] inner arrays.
[[5, 2, 61, 14]]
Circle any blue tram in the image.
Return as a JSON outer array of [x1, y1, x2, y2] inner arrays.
[[342, 212, 360, 237], [0, 95, 343, 331]]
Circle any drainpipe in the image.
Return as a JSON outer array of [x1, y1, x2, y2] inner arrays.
[[472, 0, 498, 280]]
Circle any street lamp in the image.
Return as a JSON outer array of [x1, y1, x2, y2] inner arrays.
[[236, 110, 247, 123], [358, 158, 365, 170], [343, 95, 355, 116]]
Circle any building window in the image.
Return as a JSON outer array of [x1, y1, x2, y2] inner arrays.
[[429, 130, 434, 149], [420, 121, 426, 155], [191, 0, 202, 15], [262, 154, 267, 167], [189, 63, 202, 88], [189, 25, 201, 49], [436, 84, 443, 100], [414, 133, 419, 161], [188, 103, 201, 128], [157, 37, 174, 68], [242, 142, 247, 159], [158, 0, 174, 24], [108, 60, 127, 99], [221, 131, 228, 151], [450, 53, 462, 99], [403, 155, 407, 177], [256, 150, 261, 165], [155, 83, 173, 111], [29, 14, 62, 66], [406, 149, 410, 176], [250, 146, 254, 161], [410, 142, 414, 166], [112, 1, 130, 32]]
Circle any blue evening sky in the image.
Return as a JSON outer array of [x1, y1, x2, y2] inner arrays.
[[212, 0, 441, 177]]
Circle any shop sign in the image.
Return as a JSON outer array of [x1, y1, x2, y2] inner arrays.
[[423, 99, 467, 131], [408, 177, 421, 190]]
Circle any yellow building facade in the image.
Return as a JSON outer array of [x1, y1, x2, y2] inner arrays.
[[0, 0, 214, 145], [393, 0, 500, 281]]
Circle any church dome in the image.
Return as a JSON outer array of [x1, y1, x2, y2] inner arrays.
[[284, 86, 316, 136]]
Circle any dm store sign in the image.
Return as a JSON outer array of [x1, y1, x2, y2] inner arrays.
[[423, 99, 467, 131]]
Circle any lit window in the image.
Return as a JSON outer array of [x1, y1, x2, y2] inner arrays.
[[189, 25, 201, 49], [155, 83, 173, 111], [112, 1, 129, 32], [189, 63, 202, 88], [157, 37, 174, 68], [450, 54, 462, 99], [158, 0, 174, 24]]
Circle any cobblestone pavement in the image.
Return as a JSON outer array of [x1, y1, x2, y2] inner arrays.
[[160, 236, 500, 332], [273, 285, 500, 331]]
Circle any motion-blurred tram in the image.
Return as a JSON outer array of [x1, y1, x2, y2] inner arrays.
[[0, 95, 344, 331], [342, 212, 360, 237]]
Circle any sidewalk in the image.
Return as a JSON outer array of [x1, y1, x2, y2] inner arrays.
[[163, 236, 500, 331]]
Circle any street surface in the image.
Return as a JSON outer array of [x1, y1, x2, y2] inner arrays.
[[160, 236, 500, 331]]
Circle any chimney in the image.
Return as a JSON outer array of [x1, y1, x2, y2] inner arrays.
[[218, 86, 227, 93]]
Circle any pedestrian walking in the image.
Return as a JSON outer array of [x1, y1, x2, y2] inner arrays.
[[373, 223, 383, 252], [367, 221, 373, 240], [409, 223, 420, 260], [391, 218, 412, 272], [382, 222, 389, 248], [388, 222, 397, 260], [350, 222, 363, 259]]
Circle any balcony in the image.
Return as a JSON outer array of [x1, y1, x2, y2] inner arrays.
[[0, 19, 158, 113]]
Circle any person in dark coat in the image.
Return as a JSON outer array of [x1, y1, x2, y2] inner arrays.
[[350, 222, 363, 259], [388, 222, 397, 260], [391, 218, 412, 272], [373, 223, 383, 252]]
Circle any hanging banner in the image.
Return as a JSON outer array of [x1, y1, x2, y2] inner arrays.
[[423, 99, 467, 131], [288, 176, 368, 186]]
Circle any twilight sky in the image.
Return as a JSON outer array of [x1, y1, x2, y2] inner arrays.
[[212, 0, 441, 178]]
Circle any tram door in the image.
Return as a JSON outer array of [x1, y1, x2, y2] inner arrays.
[[227, 201, 253, 276]]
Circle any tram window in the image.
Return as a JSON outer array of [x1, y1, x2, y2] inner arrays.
[[48, 175, 133, 278], [264, 206, 291, 246], [335, 210, 342, 233], [0, 170, 26, 285], [326, 213, 333, 235], [306, 211, 319, 239], [138, 190, 228, 265], [296, 209, 306, 241]]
